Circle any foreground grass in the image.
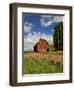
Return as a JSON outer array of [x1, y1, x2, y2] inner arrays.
[[24, 59, 63, 74], [24, 51, 63, 74]]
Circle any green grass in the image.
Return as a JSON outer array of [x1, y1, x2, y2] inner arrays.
[[48, 51, 63, 55], [24, 49, 63, 74], [24, 59, 63, 74]]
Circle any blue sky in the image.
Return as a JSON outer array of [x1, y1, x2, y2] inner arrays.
[[23, 14, 56, 35], [22, 13, 63, 51]]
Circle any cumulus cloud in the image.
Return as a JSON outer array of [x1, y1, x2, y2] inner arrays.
[[40, 15, 63, 27], [40, 15, 54, 27], [54, 16, 63, 22], [51, 29, 55, 32], [24, 32, 53, 51], [24, 22, 33, 33]]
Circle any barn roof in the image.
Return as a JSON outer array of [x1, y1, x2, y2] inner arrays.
[[34, 38, 49, 47]]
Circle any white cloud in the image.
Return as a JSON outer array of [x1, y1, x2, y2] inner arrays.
[[51, 29, 55, 32], [40, 15, 63, 27], [24, 22, 33, 33], [40, 15, 54, 27], [54, 16, 63, 22], [24, 32, 53, 51]]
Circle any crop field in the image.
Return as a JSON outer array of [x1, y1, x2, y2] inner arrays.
[[24, 51, 63, 74]]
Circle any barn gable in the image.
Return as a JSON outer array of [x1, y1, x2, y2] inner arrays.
[[34, 39, 49, 52]]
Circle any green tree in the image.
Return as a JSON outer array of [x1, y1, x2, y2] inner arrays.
[[53, 22, 63, 50]]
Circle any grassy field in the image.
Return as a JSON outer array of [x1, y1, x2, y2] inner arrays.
[[24, 51, 63, 74]]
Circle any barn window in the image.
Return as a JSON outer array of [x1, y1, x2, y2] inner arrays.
[[47, 48, 49, 52]]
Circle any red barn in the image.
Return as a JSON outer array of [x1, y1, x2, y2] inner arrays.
[[34, 39, 49, 52]]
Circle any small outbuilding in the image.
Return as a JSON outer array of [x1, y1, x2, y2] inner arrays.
[[34, 38, 49, 52]]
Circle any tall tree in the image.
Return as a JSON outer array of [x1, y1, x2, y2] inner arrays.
[[53, 22, 63, 50]]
